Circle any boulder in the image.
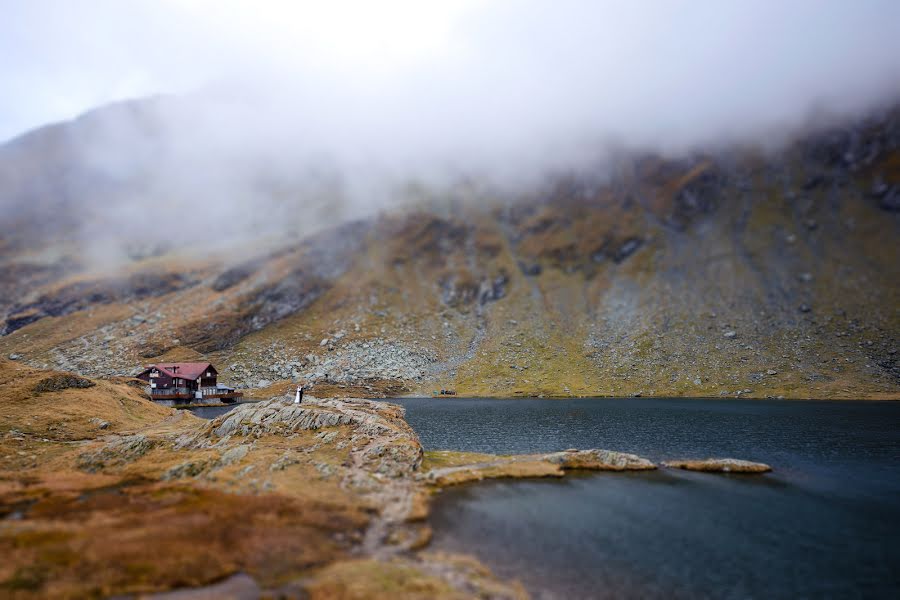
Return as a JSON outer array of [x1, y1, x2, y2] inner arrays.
[[89, 417, 110, 430]]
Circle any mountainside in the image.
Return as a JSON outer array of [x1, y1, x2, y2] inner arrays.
[[1, 102, 899, 399]]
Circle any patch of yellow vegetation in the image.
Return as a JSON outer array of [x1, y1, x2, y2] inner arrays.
[[306, 554, 528, 600], [0, 368, 383, 598], [0, 359, 171, 441], [306, 559, 464, 600], [421, 450, 502, 471]]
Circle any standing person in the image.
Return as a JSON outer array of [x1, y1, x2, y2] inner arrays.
[[294, 384, 304, 404]]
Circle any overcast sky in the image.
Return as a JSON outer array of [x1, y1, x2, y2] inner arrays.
[[2, 0, 900, 266], [2, 0, 900, 156]]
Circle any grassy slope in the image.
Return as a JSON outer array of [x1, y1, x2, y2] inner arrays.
[[2, 362, 530, 598], [0, 360, 366, 597]]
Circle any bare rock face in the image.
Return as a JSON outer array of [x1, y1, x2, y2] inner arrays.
[[161, 459, 210, 481], [202, 397, 406, 438], [546, 448, 657, 471], [662, 458, 772, 473], [189, 396, 424, 478]]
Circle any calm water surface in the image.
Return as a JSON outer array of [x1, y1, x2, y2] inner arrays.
[[186, 404, 242, 419], [394, 397, 900, 599]]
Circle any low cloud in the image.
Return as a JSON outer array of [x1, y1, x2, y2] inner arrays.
[[2, 0, 900, 264]]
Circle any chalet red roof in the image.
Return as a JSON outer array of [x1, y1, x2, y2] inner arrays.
[[142, 362, 216, 380]]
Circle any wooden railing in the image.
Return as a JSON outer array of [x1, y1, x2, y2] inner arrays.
[[147, 386, 242, 401], [148, 391, 193, 400], [151, 387, 191, 396]]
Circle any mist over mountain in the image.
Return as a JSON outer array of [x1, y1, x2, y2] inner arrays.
[[3, 1, 900, 262], [1, 1, 898, 400], [1, 97, 898, 400], [4, 6, 900, 600]]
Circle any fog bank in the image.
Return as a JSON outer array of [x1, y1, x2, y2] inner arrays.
[[2, 0, 900, 264]]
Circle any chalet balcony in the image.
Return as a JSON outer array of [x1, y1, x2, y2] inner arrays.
[[149, 387, 192, 400], [200, 386, 242, 400], [147, 386, 242, 402]]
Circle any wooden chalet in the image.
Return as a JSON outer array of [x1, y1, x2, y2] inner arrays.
[[135, 362, 241, 403]]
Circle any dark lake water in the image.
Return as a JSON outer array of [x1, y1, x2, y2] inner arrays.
[[393, 397, 900, 600], [185, 404, 242, 419]]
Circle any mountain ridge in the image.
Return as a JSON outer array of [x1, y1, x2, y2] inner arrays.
[[1, 99, 898, 400]]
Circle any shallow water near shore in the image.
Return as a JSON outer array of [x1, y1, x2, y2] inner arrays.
[[394, 397, 900, 599], [186, 404, 241, 419]]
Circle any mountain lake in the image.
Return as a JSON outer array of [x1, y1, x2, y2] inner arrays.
[[189, 397, 900, 598], [394, 397, 900, 599]]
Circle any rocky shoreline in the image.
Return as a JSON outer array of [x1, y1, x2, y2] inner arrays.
[[0, 360, 526, 598], [0, 361, 773, 599], [145, 396, 772, 598]]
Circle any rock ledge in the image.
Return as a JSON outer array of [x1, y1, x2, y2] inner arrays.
[[548, 448, 656, 471], [425, 448, 657, 486], [662, 458, 772, 473]]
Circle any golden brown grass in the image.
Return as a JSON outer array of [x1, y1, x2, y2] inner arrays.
[[306, 554, 528, 600], [0, 359, 171, 441], [306, 559, 465, 600], [421, 450, 501, 471], [0, 365, 377, 597], [0, 482, 366, 598]]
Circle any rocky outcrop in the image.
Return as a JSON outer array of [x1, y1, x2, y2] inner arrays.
[[76, 434, 157, 472], [424, 447, 657, 486], [32, 373, 95, 393], [161, 459, 210, 481], [662, 458, 772, 473], [174, 396, 428, 558], [197, 398, 418, 461], [171, 397, 425, 484], [546, 448, 657, 470]]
